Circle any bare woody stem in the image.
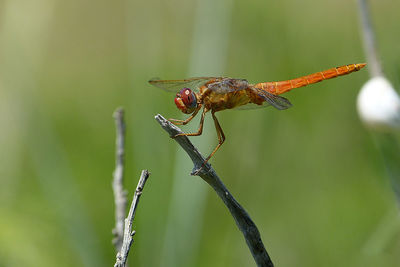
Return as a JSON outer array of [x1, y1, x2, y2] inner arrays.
[[155, 114, 274, 267], [357, 0, 383, 77], [114, 170, 150, 267], [112, 108, 127, 251]]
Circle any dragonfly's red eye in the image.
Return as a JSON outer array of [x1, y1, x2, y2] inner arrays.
[[180, 88, 196, 107], [175, 88, 197, 114]]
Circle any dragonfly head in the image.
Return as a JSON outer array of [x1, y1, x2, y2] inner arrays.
[[175, 88, 198, 114]]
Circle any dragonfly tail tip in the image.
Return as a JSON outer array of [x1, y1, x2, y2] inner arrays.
[[357, 63, 367, 70]]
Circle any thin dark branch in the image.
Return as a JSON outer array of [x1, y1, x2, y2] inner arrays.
[[357, 0, 383, 77], [114, 170, 150, 267], [155, 114, 274, 267], [112, 107, 127, 251]]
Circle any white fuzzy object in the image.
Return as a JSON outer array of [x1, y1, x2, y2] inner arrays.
[[357, 76, 400, 131]]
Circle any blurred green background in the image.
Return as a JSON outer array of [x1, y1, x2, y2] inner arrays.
[[1, 0, 400, 266]]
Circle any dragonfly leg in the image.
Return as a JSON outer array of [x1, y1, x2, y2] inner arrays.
[[193, 111, 225, 175], [169, 104, 202, 125], [204, 111, 225, 165], [173, 107, 208, 138]]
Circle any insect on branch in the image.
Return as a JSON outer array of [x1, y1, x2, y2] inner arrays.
[[155, 114, 274, 267]]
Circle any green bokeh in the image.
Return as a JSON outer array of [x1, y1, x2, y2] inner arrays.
[[1, 0, 399, 266]]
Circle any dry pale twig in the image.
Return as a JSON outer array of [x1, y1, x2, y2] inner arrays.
[[112, 108, 151, 266], [114, 170, 150, 267], [112, 108, 127, 251], [155, 114, 274, 267]]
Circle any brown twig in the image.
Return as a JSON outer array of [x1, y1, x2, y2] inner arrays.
[[155, 114, 274, 267], [114, 170, 150, 267]]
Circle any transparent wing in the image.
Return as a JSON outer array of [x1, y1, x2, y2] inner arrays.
[[233, 101, 272, 111], [148, 77, 216, 93], [252, 87, 292, 110], [149, 77, 250, 94]]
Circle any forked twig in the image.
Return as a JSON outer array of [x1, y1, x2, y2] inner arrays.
[[112, 108, 151, 266], [155, 114, 274, 267]]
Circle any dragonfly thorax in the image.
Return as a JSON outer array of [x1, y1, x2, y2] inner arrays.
[[175, 88, 198, 114]]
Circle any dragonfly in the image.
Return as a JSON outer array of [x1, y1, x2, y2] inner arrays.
[[150, 63, 366, 167]]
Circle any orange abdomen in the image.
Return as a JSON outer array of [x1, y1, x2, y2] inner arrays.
[[255, 63, 366, 95]]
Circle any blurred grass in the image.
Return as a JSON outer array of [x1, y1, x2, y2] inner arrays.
[[0, 0, 400, 266]]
